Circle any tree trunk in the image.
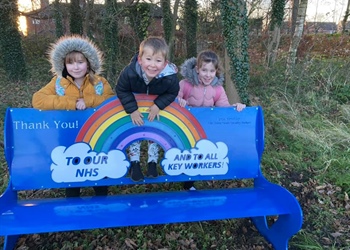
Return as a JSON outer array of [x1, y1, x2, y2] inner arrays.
[[70, 0, 83, 35], [220, 0, 250, 105], [286, 0, 308, 76], [224, 49, 241, 104], [266, 0, 285, 67], [103, 0, 119, 83], [184, 0, 198, 58], [291, 0, 300, 36], [0, 0, 27, 81], [84, 0, 95, 39], [266, 26, 281, 67], [54, 0, 64, 37], [342, 0, 350, 34], [161, 0, 172, 58], [161, 0, 180, 61]]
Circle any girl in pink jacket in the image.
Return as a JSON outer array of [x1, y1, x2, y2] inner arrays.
[[178, 50, 246, 109], [177, 50, 246, 190]]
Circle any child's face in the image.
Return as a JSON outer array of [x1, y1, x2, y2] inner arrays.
[[138, 47, 167, 80], [196, 62, 217, 86], [65, 53, 88, 81]]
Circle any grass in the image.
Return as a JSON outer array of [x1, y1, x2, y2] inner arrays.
[[1, 36, 350, 249], [250, 57, 350, 249]]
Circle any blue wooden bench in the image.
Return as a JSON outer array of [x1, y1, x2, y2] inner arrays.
[[0, 95, 303, 250]]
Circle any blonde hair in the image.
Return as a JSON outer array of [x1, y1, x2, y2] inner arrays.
[[197, 50, 222, 77], [139, 36, 169, 61], [64, 51, 96, 83]]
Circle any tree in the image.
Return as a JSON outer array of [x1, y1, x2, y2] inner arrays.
[[286, 0, 308, 75], [161, 0, 173, 59], [161, 0, 180, 61], [70, 0, 83, 35], [184, 0, 198, 58], [84, 0, 95, 39], [53, 0, 64, 38], [246, 0, 265, 18], [126, 2, 151, 43], [291, 0, 300, 36], [103, 0, 119, 83], [266, 0, 286, 66], [0, 0, 27, 81], [220, 0, 250, 105], [197, 0, 222, 38], [342, 0, 350, 33]]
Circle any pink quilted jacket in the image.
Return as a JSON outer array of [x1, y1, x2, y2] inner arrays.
[[178, 57, 230, 107], [178, 79, 230, 107]]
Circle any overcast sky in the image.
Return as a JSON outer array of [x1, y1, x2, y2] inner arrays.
[[306, 0, 346, 23]]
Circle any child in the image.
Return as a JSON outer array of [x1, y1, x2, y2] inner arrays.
[[115, 36, 180, 182], [177, 50, 246, 190], [32, 35, 115, 197]]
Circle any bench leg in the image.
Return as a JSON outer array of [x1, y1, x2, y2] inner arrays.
[[251, 214, 301, 250], [3, 235, 19, 250]]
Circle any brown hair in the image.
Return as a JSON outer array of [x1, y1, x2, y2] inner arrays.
[[139, 36, 169, 61], [196, 50, 222, 77]]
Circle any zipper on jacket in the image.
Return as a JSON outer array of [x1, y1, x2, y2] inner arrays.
[[71, 79, 83, 98], [202, 86, 207, 106], [75, 84, 83, 98], [147, 86, 149, 95]]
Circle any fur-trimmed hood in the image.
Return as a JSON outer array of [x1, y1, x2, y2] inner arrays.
[[48, 35, 103, 77], [180, 57, 224, 86]]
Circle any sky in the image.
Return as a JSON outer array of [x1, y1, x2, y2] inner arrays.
[[306, 0, 347, 23]]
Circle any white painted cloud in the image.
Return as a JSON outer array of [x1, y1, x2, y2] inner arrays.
[[50, 143, 129, 183], [161, 139, 229, 176]]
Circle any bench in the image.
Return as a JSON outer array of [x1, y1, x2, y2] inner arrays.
[[0, 94, 303, 250]]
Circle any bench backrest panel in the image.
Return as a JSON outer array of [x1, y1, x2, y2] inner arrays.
[[4, 95, 264, 190]]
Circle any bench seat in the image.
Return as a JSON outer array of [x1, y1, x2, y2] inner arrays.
[[1, 177, 302, 250]]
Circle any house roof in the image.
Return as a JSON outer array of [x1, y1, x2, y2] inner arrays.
[[305, 22, 337, 30]]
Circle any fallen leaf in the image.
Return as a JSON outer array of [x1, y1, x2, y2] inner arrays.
[[291, 181, 302, 187], [125, 238, 137, 249], [330, 232, 343, 238]]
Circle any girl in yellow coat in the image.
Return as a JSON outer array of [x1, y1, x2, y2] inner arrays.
[[32, 35, 114, 110], [32, 35, 115, 197]]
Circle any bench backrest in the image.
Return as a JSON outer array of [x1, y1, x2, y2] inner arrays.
[[4, 95, 264, 191]]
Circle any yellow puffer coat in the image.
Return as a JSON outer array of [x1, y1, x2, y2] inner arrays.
[[32, 75, 115, 110]]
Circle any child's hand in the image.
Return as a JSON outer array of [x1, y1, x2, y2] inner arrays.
[[130, 110, 144, 126], [233, 103, 246, 112], [178, 97, 187, 107], [148, 104, 160, 122], [76, 99, 86, 110]]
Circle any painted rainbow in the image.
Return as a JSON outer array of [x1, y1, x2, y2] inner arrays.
[[76, 95, 207, 152]]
